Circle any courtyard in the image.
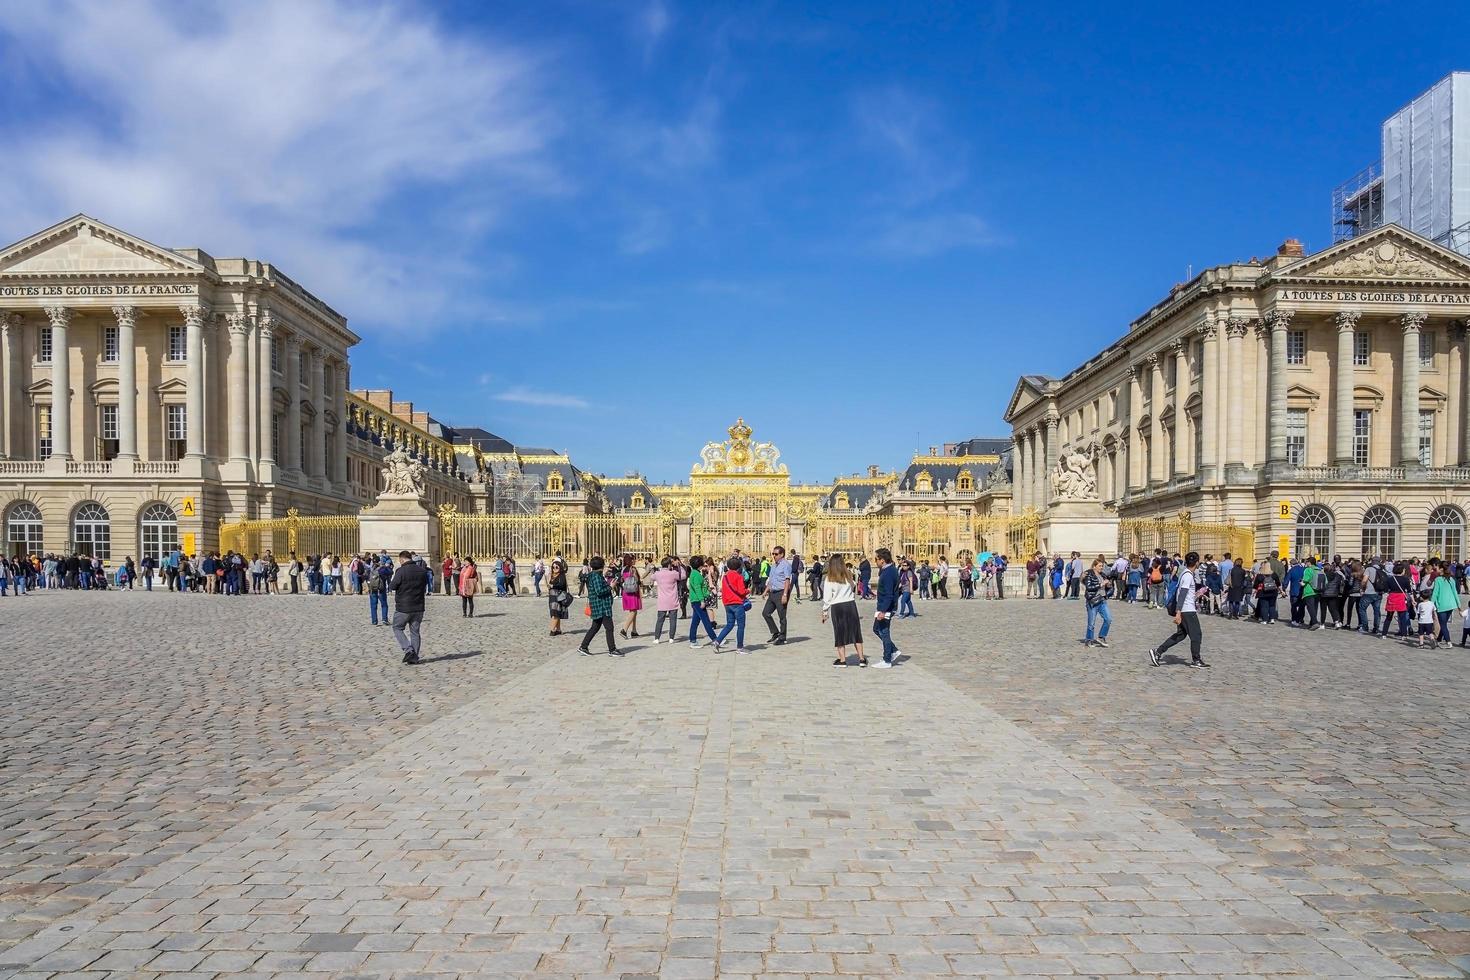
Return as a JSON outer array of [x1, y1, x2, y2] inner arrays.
[[0, 590, 1467, 978]]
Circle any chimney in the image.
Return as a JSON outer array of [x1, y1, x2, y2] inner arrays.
[[1278, 238, 1305, 257], [928, 445, 938, 456], [867, 464, 879, 478]]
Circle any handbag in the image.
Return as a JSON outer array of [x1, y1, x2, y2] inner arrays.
[[741, 600, 752, 611]]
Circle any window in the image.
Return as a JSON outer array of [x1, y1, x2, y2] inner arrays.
[[38, 326, 53, 363], [167, 325, 187, 362], [1419, 410, 1435, 467], [139, 502, 179, 564], [545, 471, 564, 492], [956, 469, 974, 492], [6, 502, 43, 557], [37, 406, 52, 459], [271, 338, 281, 373], [835, 490, 850, 509], [1361, 505, 1399, 559], [1191, 340, 1203, 377], [630, 492, 645, 510], [632, 523, 643, 545], [1428, 506, 1464, 561], [102, 325, 119, 363], [1295, 504, 1333, 560], [165, 405, 187, 460], [72, 502, 111, 559], [914, 470, 934, 492], [1353, 331, 1370, 366], [271, 414, 280, 462], [1285, 408, 1307, 466], [299, 351, 308, 382], [1420, 329, 1434, 367], [1353, 409, 1371, 467], [1193, 415, 1203, 471], [300, 423, 308, 468], [1287, 330, 1306, 365], [98, 405, 118, 461]]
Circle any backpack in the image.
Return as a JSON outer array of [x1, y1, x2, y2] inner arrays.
[[622, 570, 639, 594], [1149, 566, 1162, 584]]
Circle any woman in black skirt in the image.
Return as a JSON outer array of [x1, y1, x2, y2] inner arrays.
[[821, 553, 867, 667]]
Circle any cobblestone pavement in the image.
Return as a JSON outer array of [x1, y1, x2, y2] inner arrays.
[[0, 591, 1466, 977], [0, 589, 554, 953]]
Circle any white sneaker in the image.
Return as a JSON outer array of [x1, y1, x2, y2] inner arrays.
[[736, 648, 749, 655], [874, 660, 892, 669], [689, 641, 702, 649]]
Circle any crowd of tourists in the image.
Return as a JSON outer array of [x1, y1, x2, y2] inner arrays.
[[1027, 546, 1470, 669]]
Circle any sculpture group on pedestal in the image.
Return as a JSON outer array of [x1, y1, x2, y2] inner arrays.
[[1051, 444, 1099, 500]]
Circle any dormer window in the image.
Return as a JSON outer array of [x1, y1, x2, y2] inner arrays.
[[956, 469, 974, 491], [835, 490, 850, 509], [630, 492, 645, 509], [915, 469, 934, 492], [546, 471, 565, 492]]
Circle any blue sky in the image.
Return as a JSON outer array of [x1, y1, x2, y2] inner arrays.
[[2, 1, 1468, 482]]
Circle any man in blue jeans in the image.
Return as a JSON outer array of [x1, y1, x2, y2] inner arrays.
[[369, 556, 392, 626], [872, 548, 900, 667]]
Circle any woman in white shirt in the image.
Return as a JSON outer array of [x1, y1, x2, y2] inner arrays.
[[821, 554, 867, 668]]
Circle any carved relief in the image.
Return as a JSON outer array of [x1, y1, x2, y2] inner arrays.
[[1305, 240, 1461, 281]]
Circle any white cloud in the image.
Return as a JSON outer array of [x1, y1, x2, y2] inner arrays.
[[492, 386, 590, 409], [0, 0, 559, 331], [636, 0, 673, 61], [850, 85, 968, 206], [878, 213, 998, 256]]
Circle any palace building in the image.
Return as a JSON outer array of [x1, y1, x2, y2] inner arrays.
[[0, 215, 484, 561], [1005, 225, 1470, 560]]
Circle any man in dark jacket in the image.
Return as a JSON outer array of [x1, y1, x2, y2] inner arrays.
[[388, 550, 430, 664], [872, 548, 900, 667]]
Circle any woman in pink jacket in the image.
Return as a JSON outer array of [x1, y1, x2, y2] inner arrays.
[[649, 555, 685, 644]]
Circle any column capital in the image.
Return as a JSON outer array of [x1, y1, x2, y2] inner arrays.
[[110, 305, 138, 329], [1334, 309, 1362, 332], [1225, 315, 1250, 338], [225, 312, 251, 336], [179, 303, 211, 327], [44, 306, 74, 328], [0, 311, 19, 334], [1253, 317, 1271, 340], [1168, 338, 1186, 357], [1401, 311, 1428, 333], [282, 330, 300, 351], [1265, 308, 1294, 330], [1196, 319, 1218, 341], [257, 309, 276, 338], [1044, 412, 1060, 429], [1144, 352, 1160, 368], [1123, 363, 1137, 381]]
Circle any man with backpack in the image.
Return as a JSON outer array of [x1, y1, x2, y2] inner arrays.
[[1149, 550, 1208, 668], [369, 555, 392, 626]]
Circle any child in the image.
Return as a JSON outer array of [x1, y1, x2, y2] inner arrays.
[[1415, 591, 1437, 648]]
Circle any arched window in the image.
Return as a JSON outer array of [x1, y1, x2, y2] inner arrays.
[[72, 502, 111, 559], [1295, 504, 1333, 560], [546, 471, 564, 492], [914, 469, 933, 492], [1428, 505, 1464, 561], [956, 469, 974, 492], [1360, 505, 1399, 559], [6, 502, 43, 557], [140, 503, 179, 564], [835, 490, 850, 509], [751, 532, 764, 553], [630, 492, 645, 510]]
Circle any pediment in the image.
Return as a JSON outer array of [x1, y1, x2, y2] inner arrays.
[[1275, 225, 1470, 284], [1004, 375, 1054, 421], [0, 215, 205, 277]]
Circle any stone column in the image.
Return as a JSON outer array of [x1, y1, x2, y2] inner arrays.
[[1126, 365, 1141, 489], [1116, 367, 1133, 493], [1043, 413, 1059, 506], [0, 312, 19, 458], [1333, 310, 1361, 466], [310, 347, 326, 481], [1199, 321, 1219, 480], [1266, 309, 1292, 465], [1027, 427, 1040, 510], [1148, 353, 1164, 483], [1012, 434, 1026, 510], [181, 304, 209, 459], [1224, 317, 1247, 466], [226, 313, 251, 463], [284, 334, 302, 476], [1400, 312, 1427, 467], [110, 306, 139, 459], [1462, 323, 1470, 465], [44, 307, 73, 459], [1254, 320, 1270, 466], [1170, 339, 1188, 476], [333, 361, 349, 488], [257, 312, 276, 465]]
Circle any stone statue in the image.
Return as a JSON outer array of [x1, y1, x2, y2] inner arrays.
[[381, 445, 426, 498], [1051, 445, 1098, 500]]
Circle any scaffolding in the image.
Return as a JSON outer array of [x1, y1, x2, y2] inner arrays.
[[490, 466, 543, 515], [1331, 162, 1384, 244]]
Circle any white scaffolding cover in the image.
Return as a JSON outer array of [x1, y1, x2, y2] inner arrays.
[[1382, 72, 1470, 242]]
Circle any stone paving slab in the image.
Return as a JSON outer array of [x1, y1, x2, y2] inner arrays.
[[0, 593, 1426, 977]]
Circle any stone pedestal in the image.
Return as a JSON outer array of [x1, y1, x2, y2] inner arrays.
[[359, 493, 437, 557], [1037, 501, 1118, 556]]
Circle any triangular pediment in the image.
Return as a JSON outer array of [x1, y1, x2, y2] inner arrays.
[[1275, 225, 1470, 284], [0, 215, 205, 276], [1004, 375, 1053, 421]]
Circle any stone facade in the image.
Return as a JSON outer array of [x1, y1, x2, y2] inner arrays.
[[1005, 225, 1470, 560]]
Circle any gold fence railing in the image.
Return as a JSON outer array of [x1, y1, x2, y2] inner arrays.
[[440, 508, 672, 563], [1118, 510, 1253, 562], [219, 508, 361, 557]]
